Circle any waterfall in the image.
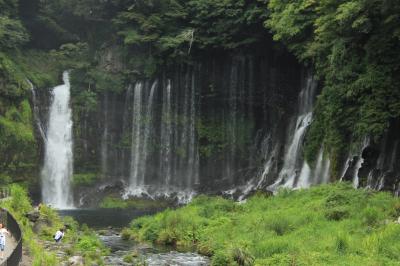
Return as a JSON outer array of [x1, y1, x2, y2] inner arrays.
[[160, 80, 173, 188], [188, 73, 199, 187], [296, 148, 330, 188], [296, 162, 312, 188], [119, 85, 133, 177], [281, 112, 313, 187], [340, 158, 351, 181], [123, 75, 199, 200], [269, 75, 316, 189], [142, 81, 157, 179], [41, 71, 74, 209], [29, 80, 47, 142], [129, 83, 144, 190], [127, 81, 158, 194], [352, 138, 370, 188], [352, 157, 363, 188], [101, 92, 109, 177]]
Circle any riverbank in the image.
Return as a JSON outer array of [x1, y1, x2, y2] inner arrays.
[[122, 183, 400, 265], [0, 185, 109, 265]]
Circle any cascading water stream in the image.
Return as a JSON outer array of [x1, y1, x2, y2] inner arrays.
[[352, 138, 370, 188], [41, 71, 74, 209], [281, 112, 313, 188], [188, 73, 199, 188], [141, 81, 157, 185], [269, 75, 317, 189], [160, 80, 173, 188], [101, 92, 109, 177], [129, 83, 144, 190], [296, 151, 331, 189], [29, 80, 47, 141]]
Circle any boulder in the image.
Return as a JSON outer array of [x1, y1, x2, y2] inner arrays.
[[68, 256, 84, 266], [25, 210, 40, 223]]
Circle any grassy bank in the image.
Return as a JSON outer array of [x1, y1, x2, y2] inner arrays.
[[0, 184, 108, 265], [100, 196, 170, 210], [123, 183, 400, 265]]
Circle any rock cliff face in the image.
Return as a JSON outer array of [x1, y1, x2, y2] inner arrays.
[[32, 45, 400, 205], [69, 48, 303, 202], [341, 120, 400, 194]]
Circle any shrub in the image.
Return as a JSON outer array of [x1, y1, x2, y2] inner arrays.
[[335, 233, 349, 254], [72, 173, 97, 186], [325, 207, 349, 221], [254, 239, 292, 258], [231, 246, 255, 266], [265, 216, 291, 235], [362, 207, 383, 227], [121, 228, 131, 240], [123, 254, 134, 263], [157, 228, 178, 245], [211, 251, 232, 266]]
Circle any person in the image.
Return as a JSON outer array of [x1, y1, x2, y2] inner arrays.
[[54, 228, 64, 243], [0, 223, 10, 260]]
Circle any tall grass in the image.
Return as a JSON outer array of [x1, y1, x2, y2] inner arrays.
[[124, 183, 400, 265]]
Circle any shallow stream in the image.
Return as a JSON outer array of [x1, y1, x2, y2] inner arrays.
[[59, 208, 210, 266]]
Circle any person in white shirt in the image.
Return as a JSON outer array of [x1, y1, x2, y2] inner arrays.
[[54, 228, 65, 243], [0, 223, 10, 259]]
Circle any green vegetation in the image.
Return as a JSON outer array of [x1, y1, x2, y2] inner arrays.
[[100, 196, 170, 210], [266, 0, 400, 169], [72, 173, 98, 187], [123, 183, 400, 265], [0, 185, 57, 265], [0, 185, 108, 265]]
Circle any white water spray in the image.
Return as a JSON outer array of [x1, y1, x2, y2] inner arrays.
[[41, 71, 74, 209]]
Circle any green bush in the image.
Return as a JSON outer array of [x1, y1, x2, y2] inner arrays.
[[265, 216, 292, 235], [211, 251, 232, 266], [362, 207, 383, 227], [325, 207, 349, 221], [231, 246, 255, 266], [335, 233, 349, 254], [72, 173, 98, 186]]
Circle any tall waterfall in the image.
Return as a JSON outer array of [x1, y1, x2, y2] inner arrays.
[[41, 71, 74, 208], [160, 80, 173, 188], [129, 83, 144, 191]]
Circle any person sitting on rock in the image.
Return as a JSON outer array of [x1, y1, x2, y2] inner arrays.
[[54, 228, 65, 243]]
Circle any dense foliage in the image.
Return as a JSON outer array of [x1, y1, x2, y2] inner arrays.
[[123, 183, 400, 265], [266, 0, 400, 168]]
